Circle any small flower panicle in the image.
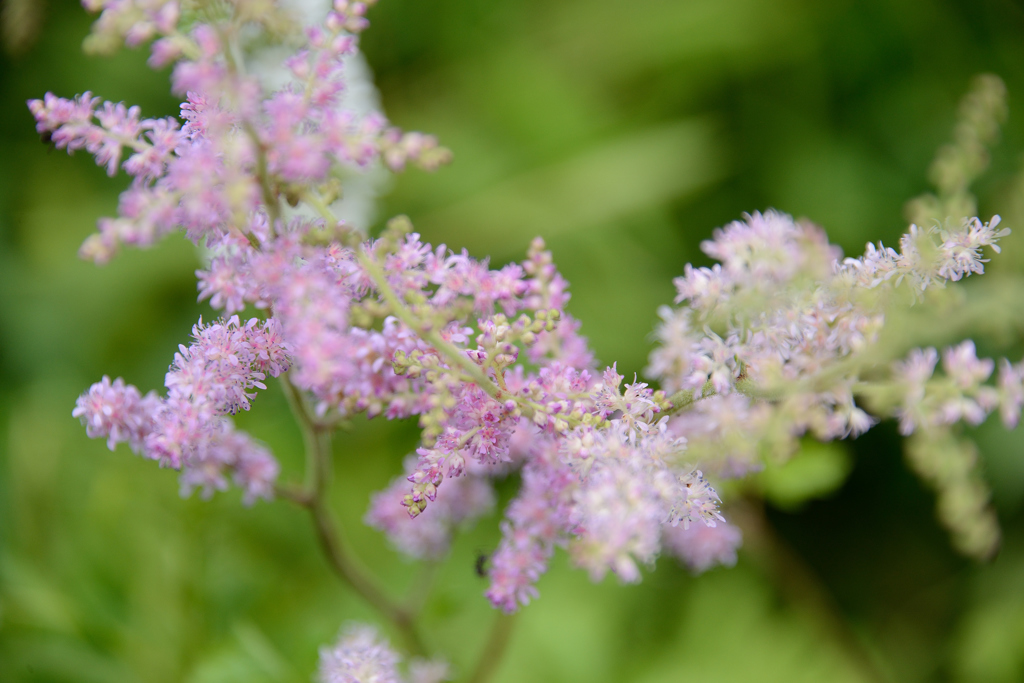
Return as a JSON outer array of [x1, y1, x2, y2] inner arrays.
[[485, 444, 574, 612], [484, 420, 726, 611], [30, 0, 450, 263], [72, 375, 161, 451], [318, 624, 401, 683], [837, 216, 1009, 294], [317, 624, 450, 683], [893, 341, 1004, 435], [73, 317, 289, 502], [28, 92, 181, 179]]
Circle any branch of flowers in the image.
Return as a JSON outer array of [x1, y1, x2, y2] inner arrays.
[[663, 377, 763, 417], [730, 497, 890, 683], [793, 276, 1024, 397], [279, 374, 428, 657], [356, 248, 514, 407], [466, 612, 517, 683]]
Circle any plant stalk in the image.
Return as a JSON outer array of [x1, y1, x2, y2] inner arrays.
[[280, 375, 428, 657]]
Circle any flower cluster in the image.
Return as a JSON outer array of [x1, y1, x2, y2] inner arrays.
[[56, 0, 734, 617], [352, 229, 734, 610], [648, 209, 1020, 558], [72, 316, 289, 502], [30, 0, 447, 263], [317, 624, 449, 683]]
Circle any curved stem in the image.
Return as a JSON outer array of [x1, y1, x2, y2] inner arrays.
[[279, 375, 428, 657], [467, 612, 517, 683]]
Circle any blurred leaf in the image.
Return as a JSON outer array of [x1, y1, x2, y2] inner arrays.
[[634, 567, 869, 683], [759, 439, 853, 511], [1, 0, 44, 55], [953, 545, 1024, 683]]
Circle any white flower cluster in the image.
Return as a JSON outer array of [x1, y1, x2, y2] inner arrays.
[[650, 210, 1018, 558]]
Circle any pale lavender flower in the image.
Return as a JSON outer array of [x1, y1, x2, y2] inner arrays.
[[318, 624, 402, 683], [486, 451, 573, 612], [662, 519, 742, 574], [407, 659, 451, 683], [943, 341, 994, 389], [28, 92, 183, 179]]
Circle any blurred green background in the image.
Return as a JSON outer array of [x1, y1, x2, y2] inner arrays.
[[5, 0, 1024, 681]]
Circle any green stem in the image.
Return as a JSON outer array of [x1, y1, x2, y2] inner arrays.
[[280, 375, 428, 657], [664, 379, 721, 416], [467, 612, 517, 683], [664, 388, 702, 415], [403, 560, 440, 618], [244, 120, 282, 231], [303, 190, 339, 224]]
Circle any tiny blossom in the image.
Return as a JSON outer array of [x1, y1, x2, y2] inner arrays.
[[316, 624, 450, 683], [943, 340, 994, 389], [594, 365, 662, 441], [407, 660, 451, 683]]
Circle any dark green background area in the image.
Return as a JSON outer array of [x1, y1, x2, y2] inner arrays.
[[3, 0, 1024, 681]]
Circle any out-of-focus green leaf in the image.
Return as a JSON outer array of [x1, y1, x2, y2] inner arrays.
[[759, 440, 853, 511]]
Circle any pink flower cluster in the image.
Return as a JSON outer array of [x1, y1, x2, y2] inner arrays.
[[56, 0, 736, 617], [29, 0, 446, 263], [366, 457, 495, 560], [73, 317, 289, 502]]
